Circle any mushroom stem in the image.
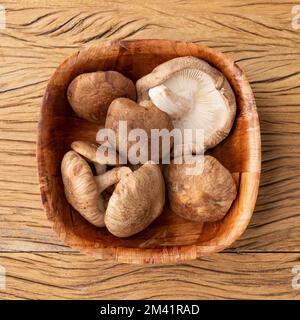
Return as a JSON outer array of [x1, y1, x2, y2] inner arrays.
[[149, 84, 191, 119], [94, 166, 132, 193]]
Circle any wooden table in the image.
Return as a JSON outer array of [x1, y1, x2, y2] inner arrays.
[[0, 0, 300, 300]]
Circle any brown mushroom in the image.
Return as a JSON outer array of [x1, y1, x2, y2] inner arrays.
[[136, 56, 236, 151], [71, 140, 107, 175], [105, 97, 173, 164], [71, 140, 142, 173], [164, 155, 237, 223], [105, 161, 165, 237], [67, 71, 136, 123], [61, 151, 131, 227]]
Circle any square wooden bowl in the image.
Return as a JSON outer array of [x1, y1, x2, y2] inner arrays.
[[37, 39, 261, 264]]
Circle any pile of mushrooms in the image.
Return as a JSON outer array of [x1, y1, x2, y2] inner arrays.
[[62, 56, 238, 238]]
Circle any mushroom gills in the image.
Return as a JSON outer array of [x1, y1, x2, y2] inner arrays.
[[149, 68, 230, 150]]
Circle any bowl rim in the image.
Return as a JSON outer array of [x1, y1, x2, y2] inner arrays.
[[37, 39, 261, 264]]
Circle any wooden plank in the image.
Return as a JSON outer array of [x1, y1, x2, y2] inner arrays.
[[0, 252, 299, 299], [0, 0, 300, 252]]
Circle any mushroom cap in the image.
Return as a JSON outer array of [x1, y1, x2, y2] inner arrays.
[[105, 161, 165, 237], [105, 97, 173, 162], [71, 140, 107, 175], [136, 56, 236, 150], [61, 151, 105, 227], [164, 155, 237, 223], [67, 71, 136, 123], [71, 140, 149, 173], [71, 139, 124, 165], [71, 140, 99, 163]]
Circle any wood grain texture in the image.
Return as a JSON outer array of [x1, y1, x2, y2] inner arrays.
[[0, 0, 300, 297], [0, 252, 299, 300], [0, 1, 300, 251], [1, 0, 299, 252]]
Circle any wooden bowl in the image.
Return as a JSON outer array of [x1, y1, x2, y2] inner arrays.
[[37, 39, 261, 264]]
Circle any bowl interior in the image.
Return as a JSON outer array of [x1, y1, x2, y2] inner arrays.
[[38, 40, 260, 260]]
